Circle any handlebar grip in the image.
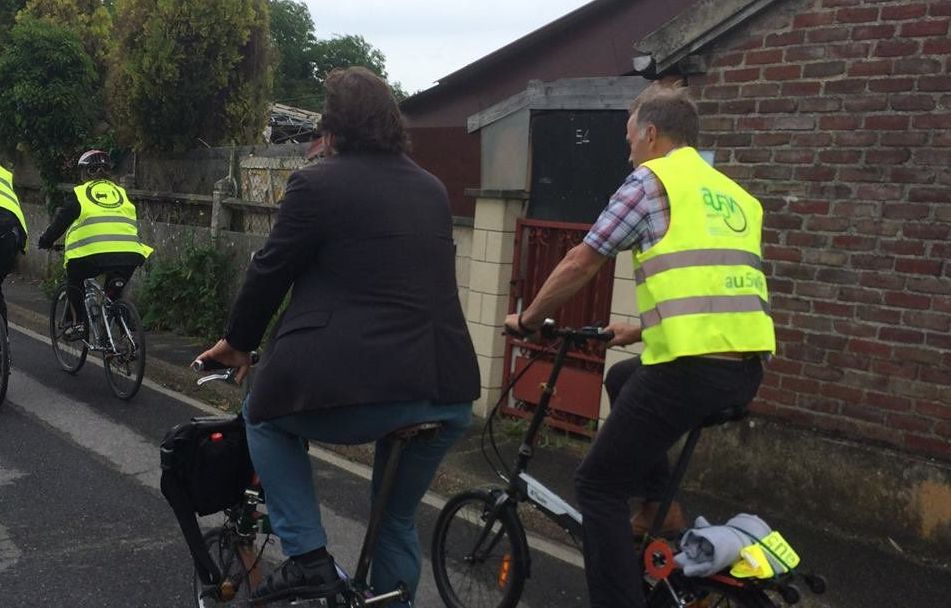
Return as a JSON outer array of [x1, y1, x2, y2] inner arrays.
[[191, 351, 259, 372]]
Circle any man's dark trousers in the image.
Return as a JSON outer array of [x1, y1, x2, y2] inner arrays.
[[574, 355, 763, 607]]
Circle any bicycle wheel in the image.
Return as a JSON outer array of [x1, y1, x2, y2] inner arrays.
[[432, 489, 529, 608], [103, 300, 146, 400], [194, 528, 253, 608], [0, 320, 9, 407], [49, 285, 88, 374], [647, 572, 776, 608]]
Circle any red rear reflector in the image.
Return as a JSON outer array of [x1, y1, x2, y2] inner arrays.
[[210, 432, 224, 442]]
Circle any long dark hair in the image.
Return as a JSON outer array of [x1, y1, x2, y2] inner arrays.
[[321, 67, 409, 154]]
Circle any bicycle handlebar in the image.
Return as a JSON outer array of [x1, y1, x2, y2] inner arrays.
[[192, 352, 259, 386], [506, 318, 614, 343]]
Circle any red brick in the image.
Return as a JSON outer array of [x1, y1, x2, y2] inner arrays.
[[782, 81, 822, 96], [855, 184, 901, 201], [790, 199, 831, 214], [882, 239, 926, 256], [871, 359, 919, 380], [883, 132, 929, 146], [874, 39, 919, 58], [904, 310, 951, 332], [746, 49, 783, 65], [740, 82, 782, 97], [908, 277, 951, 296], [869, 78, 915, 92], [793, 12, 835, 28], [848, 338, 891, 357], [912, 113, 951, 129], [866, 149, 912, 165], [765, 31, 805, 47], [806, 27, 849, 42], [921, 367, 951, 386], [851, 24, 896, 40], [841, 403, 885, 424], [819, 115, 861, 130], [932, 2, 951, 17], [800, 97, 842, 112], [858, 306, 901, 324], [794, 132, 836, 146], [712, 52, 745, 67], [833, 321, 876, 338], [814, 301, 853, 318], [781, 376, 822, 395], [905, 434, 950, 458], [916, 400, 951, 420], [894, 57, 943, 74], [867, 392, 913, 413], [929, 332, 951, 351], [838, 287, 884, 304], [786, 45, 828, 62], [720, 99, 758, 114], [822, 383, 865, 404], [844, 95, 888, 111], [837, 6, 879, 22], [831, 201, 880, 217], [884, 291, 932, 309], [818, 149, 861, 163], [825, 79, 867, 94], [848, 59, 893, 76], [900, 19, 950, 37], [704, 85, 740, 100], [883, 203, 930, 219], [806, 216, 850, 231], [879, 327, 925, 344], [804, 363, 845, 381], [724, 67, 761, 82], [804, 61, 847, 77], [796, 281, 839, 299], [882, 3, 928, 20], [864, 115, 911, 130], [854, 219, 902, 237], [840, 167, 887, 182], [888, 413, 934, 433], [858, 272, 905, 290], [774, 149, 815, 164], [828, 41, 873, 59], [850, 254, 894, 270], [764, 65, 802, 80], [752, 132, 791, 146], [919, 75, 951, 91], [923, 37, 951, 54], [797, 166, 838, 181], [890, 167, 935, 183], [759, 98, 798, 113], [829, 352, 871, 371], [895, 258, 943, 275], [834, 131, 877, 146]]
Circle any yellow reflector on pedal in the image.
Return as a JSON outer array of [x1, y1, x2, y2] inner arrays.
[[498, 553, 511, 588], [730, 531, 800, 579]]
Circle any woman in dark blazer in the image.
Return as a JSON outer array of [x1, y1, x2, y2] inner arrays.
[[197, 67, 480, 605]]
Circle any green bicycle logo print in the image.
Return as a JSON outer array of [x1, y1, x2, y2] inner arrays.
[[700, 187, 747, 233]]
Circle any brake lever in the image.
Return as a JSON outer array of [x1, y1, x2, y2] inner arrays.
[[197, 369, 237, 386]]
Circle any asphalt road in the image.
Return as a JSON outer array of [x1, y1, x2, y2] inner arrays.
[[0, 325, 589, 608]]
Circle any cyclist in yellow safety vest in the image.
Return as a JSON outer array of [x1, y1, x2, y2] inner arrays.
[[0, 161, 28, 324], [504, 83, 775, 608], [37, 150, 152, 340]]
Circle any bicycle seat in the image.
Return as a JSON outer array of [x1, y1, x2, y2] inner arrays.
[[701, 406, 748, 427], [387, 421, 443, 441]]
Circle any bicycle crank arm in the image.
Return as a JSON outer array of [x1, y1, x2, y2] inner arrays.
[[363, 584, 410, 605]]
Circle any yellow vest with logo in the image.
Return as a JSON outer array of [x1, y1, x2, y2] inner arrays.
[[64, 180, 153, 265], [634, 147, 775, 364], [0, 164, 28, 247]]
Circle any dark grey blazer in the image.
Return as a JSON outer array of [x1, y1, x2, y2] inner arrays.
[[225, 153, 480, 423]]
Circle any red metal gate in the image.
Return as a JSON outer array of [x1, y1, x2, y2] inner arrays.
[[503, 218, 616, 436]]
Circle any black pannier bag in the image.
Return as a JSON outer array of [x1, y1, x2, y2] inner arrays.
[[160, 414, 254, 585]]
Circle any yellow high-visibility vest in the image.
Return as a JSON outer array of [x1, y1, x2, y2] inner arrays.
[[634, 147, 775, 364], [0, 164, 28, 248], [64, 179, 153, 265]]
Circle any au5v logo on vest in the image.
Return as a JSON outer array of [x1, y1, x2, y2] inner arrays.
[[84, 181, 125, 209], [700, 187, 748, 235]]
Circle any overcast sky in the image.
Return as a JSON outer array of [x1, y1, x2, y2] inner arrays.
[[302, 0, 591, 94]]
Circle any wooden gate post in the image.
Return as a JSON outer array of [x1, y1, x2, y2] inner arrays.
[[463, 188, 528, 418]]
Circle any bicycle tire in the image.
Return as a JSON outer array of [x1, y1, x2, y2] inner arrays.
[[49, 285, 88, 374], [647, 572, 776, 608], [102, 300, 146, 400], [194, 528, 253, 608], [431, 489, 529, 608], [0, 320, 9, 407]]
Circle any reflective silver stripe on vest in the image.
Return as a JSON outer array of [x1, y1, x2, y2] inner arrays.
[[65, 234, 141, 252], [0, 188, 18, 208], [635, 249, 762, 284], [67, 215, 137, 235], [640, 295, 770, 329]]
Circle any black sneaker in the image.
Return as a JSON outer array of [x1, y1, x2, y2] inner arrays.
[[251, 553, 345, 604]]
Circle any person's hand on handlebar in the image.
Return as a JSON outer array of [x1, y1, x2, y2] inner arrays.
[[504, 312, 541, 339], [603, 321, 641, 348], [195, 339, 254, 384]]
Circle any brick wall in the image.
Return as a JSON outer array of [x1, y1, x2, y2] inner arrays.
[[690, 0, 951, 459]]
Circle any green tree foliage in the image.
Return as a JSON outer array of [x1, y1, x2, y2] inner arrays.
[[0, 16, 98, 190], [111, 0, 272, 153], [269, 1, 407, 109], [19, 0, 115, 77], [270, 0, 320, 110]]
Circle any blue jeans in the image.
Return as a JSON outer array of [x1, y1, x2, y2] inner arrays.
[[243, 399, 472, 604]]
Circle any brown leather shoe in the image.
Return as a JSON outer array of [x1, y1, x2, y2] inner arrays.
[[632, 500, 686, 538]]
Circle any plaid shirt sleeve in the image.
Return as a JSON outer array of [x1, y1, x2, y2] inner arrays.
[[583, 166, 670, 258]]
